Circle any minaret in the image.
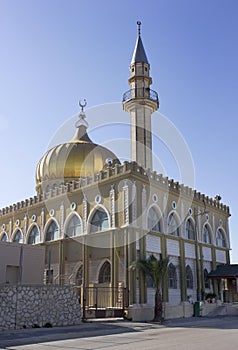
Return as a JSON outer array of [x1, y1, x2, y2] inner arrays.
[[123, 21, 159, 170]]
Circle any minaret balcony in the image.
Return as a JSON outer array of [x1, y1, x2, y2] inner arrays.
[[122, 88, 159, 107]]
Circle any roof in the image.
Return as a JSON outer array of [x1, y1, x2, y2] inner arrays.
[[208, 264, 238, 278], [131, 35, 149, 64]]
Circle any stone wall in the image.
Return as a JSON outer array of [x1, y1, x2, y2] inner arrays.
[[0, 285, 81, 330]]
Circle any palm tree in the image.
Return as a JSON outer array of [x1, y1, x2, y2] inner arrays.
[[131, 254, 169, 322]]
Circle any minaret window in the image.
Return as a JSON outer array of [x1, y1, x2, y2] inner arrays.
[[13, 230, 23, 243], [66, 215, 82, 237], [28, 225, 40, 244], [147, 206, 161, 232], [45, 221, 59, 241], [90, 209, 109, 233]]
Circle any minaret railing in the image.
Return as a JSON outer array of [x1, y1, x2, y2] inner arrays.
[[122, 87, 159, 103]]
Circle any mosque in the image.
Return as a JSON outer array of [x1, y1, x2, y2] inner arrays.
[[0, 22, 233, 317]]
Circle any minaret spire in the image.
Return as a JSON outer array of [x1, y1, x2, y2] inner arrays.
[[137, 20, 141, 36], [122, 21, 159, 170], [71, 99, 93, 142]]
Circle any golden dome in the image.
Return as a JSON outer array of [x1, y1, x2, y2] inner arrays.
[[36, 108, 120, 194]]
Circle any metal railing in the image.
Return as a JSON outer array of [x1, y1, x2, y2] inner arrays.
[[122, 87, 159, 103]]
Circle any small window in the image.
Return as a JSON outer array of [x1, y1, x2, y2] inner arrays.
[[45, 221, 59, 242], [90, 209, 109, 233], [186, 219, 195, 240], [216, 229, 226, 247], [13, 230, 23, 243], [168, 213, 179, 236], [168, 263, 177, 289], [28, 225, 40, 244], [75, 266, 83, 286], [204, 268, 210, 289], [146, 275, 154, 288], [186, 265, 193, 289], [66, 215, 82, 238], [1, 233, 8, 242], [99, 261, 111, 283], [147, 206, 161, 232], [203, 225, 211, 244]]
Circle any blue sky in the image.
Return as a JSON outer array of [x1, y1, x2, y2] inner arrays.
[[0, 0, 238, 261]]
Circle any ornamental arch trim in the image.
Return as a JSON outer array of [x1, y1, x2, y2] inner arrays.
[[202, 222, 214, 245], [26, 223, 41, 244], [63, 211, 83, 238], [0, 231, 9, 242], [11, 227, 24, 243], [87, 204, 111, 234], [167, 210, 181, 236], [146, 203, 164, 233], [44, 217, 60, 242]]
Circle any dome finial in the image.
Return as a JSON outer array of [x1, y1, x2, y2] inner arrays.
[[79, 99, 87, 112], [75, 99, 89, 130], [137, 20, 141, 36]]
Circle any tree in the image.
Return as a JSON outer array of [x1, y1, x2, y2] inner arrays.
[[131, 254, 169, 322]]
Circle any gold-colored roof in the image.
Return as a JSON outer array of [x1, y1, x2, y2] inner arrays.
[[35, 108, 120, 194]]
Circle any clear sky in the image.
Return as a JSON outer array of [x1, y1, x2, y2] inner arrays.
[[0, 0, 238, 261]]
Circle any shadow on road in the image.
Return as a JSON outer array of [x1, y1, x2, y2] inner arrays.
[[0, 320, 138, 348], [163, 315, 238, 330]]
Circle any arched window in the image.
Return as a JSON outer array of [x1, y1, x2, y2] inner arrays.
[[186, 265, 193, 289], [28, 226, 40, 244], [186, 219, 195, 240], [66, 215, 82, 237], [216, 229, 226, 247], [204, 268, 210, 289], [98, 261, 111, 283], [75, 265, 83, 286], [168, 213, 179, 236], [148, 206, 161, 232], [1, 233, 8, 242], [13, 230, 23, 243], [45, 221, 59, 242], [168, 263, 177, 289], [203, 225, 211, 244], [90, 209, 109, 233]]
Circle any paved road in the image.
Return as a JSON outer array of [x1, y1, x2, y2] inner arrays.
[[1, 316, 238, 350]]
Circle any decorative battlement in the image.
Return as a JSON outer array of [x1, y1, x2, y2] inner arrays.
[[0, 161, 230, 216]]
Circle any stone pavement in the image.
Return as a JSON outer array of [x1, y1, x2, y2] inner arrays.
[[0, 316, 238, 350]]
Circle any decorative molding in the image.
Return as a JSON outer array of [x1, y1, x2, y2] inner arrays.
[[132, 181, 137, 226], [110, 185, 115, 228]]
